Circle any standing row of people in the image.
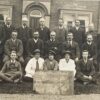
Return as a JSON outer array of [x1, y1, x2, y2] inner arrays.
[[0, 16, 99, 85]]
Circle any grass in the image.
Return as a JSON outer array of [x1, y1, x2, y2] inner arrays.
[[0, 81, 100, 94]]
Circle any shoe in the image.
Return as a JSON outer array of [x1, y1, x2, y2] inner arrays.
[[14, 79, 20, 83]]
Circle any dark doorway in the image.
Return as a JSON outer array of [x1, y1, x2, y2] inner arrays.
[[79, 20, 85, 28], [30, 17, 40, 33]]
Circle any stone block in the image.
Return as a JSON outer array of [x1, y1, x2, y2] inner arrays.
[[33, 71, 74, 95]]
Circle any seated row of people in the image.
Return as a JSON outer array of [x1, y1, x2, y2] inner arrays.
[[0, 49, 99, 85], [24, 49, 100, 85], [1, 29, 98, 72]]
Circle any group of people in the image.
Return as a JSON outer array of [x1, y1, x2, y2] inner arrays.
[[0, 16, 99, 85]]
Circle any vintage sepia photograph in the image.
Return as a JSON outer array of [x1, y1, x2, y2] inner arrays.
[[0, 0, 100, 100]]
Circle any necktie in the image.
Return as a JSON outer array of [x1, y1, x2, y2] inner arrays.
[[68, 41, 71, 46], [36, 60, 39, 71]]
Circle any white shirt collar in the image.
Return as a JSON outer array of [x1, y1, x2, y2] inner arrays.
[[50, 38, 55, 41], [11, 60, 16, 63], [87, 41, 92, 45], [34, 39, 38, 43], [12, 39, 16, 42], [59, 26, 64, 29], [75, 26, 79, 30]]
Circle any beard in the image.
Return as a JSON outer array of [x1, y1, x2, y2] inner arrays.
[[34, 37, 38, 39]]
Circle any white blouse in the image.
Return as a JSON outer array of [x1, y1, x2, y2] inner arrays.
[[59, 58, 76, 76]]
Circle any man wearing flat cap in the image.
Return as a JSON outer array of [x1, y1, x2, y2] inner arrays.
[[59, 50, 76, 76], [43, 50, 59, 71], [24, 49, 44, 81]]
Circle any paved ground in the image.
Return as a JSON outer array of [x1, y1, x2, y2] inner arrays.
[[0, 94, 100, 100]]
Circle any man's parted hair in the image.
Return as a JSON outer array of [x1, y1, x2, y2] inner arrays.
[[12, 30, 18, 34], [10, 50, 17, 55]]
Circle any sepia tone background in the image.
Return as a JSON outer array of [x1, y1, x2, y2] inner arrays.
[[0, 0, 100, 99], [0, 0, 100, 32]]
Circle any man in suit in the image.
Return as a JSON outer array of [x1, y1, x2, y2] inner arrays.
[[69, 19, 86, 49], [37, 17, 50, 42], [26, 31, 44, 62], [0, 50, 22, 83], [43, 50, 58, 71], [45, 31, 59, 60], [3, 30, 24, 64], [82, 34, 98, 71], [3, 17, 15, 41], [24, 49, 44, 82], [62, 32, 80, 62], [86, 23, 97, 43], [53, 18, 67, 44], [76, 50, 96, 85], [0, 17, 6, 66], [17, 17, 32, 58]]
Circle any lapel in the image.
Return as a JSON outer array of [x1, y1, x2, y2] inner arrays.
[[74, 26, 81, 32], [71, 41, 75, 47], [81, 59, 87, 66], [11, 39, 18, 47]]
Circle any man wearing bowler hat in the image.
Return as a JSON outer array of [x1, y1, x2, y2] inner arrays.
[[59, 50, 76, 76], [43, 50, 58, 71], [24, 49, 44, 82]]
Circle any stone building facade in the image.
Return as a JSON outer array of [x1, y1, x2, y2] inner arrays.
[[0, 0, 100, 33]]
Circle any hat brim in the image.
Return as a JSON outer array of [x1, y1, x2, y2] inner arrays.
[[63, 51, 71, 56]]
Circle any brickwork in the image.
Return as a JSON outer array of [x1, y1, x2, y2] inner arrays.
[[0, 0, 23, 28], [50, 0, 99, 30], [0, 0, 100, 31]]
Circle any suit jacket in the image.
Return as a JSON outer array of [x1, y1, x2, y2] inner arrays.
[[3, 24, 15, 40], [45, 39, 59, 55], [54, 27, 67, 43], [76, 59, 95, 78], [37, 26, 50, 42], [97, 34, 100, 60], [17, 26, 32, 42], [43, 59, 58, 70], [62, 41, 80, 59], [1, 60, 22, 74], [0, 26, 6, 54], [69, 27, 86, 48], [4, 39, 23, 57], [82, 42, 97, 59], [27, 38, 44, 56]]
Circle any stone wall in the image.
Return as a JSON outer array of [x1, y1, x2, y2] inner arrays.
[[34, 71, 74, 95], [0, 0, 23, 28], [50, 0, 99, 31]]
